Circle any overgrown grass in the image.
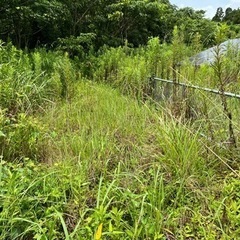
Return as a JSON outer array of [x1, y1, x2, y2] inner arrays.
[[0, 42, 78, 161], [1, 38, 240, 239]]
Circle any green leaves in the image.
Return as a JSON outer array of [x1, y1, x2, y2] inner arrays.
[[0, 0, 227, 50]]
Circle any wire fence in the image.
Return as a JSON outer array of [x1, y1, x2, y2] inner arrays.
[[149, 76, 240, 147], [152, 77, 240, 99]]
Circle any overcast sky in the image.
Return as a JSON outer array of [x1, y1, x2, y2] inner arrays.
[[170, 0, 240, 19]]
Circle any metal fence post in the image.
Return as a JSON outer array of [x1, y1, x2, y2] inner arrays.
[[149, 75, 156, 100]]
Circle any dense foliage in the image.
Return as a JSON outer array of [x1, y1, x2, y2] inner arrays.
[[213, 6, 240, 24], [1, 33, 240, 238], [1, 1, 240, 239], [212, 7, 240, 37], [1, 0, 239, 51]]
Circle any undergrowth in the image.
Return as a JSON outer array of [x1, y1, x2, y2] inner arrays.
[[0, 38, 240, 239]]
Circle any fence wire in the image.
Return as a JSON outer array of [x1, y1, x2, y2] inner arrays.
[[150, 77, 240, 146]]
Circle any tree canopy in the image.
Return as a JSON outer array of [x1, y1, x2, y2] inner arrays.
[[213, 6, 240, 24], [0, 1, 239, 51]]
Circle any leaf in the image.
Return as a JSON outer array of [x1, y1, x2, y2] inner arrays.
[[109, 221, 113, 232], [56, 211, 70, 240], [0, 131, 5, 137], [95, 223, 103, 240]]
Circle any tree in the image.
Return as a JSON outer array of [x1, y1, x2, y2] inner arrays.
[[225, 7, 233, 18], [93, 0, 176, 47], [224, 8, 240, 24], [0, 0, 219, 51], [173, 7, 217, 47], [212, 7, 224, 22], [0, 0, 67, 48]]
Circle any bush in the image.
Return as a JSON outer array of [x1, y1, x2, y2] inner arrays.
[[0, 109, 45, 161]]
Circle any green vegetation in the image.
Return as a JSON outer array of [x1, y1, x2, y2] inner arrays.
[[1, 1, 240, 239], [2, 0, 239, 50], [1, 36, 240, 239]]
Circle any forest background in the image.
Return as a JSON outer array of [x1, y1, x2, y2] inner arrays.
[[1, 0, 240, 51]]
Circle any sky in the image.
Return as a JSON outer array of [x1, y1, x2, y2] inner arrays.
[[170, 0, 240, 19]]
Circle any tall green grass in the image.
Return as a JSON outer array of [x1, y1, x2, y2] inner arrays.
[[0, 42, 78, 161], [1, 37, 240, 239], [2, 79, 239, 239]]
